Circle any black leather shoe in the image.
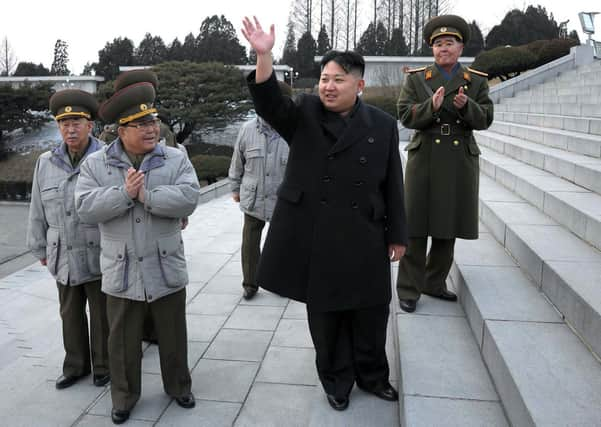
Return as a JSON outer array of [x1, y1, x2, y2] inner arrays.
[[175, 392, 196, 409], [358, 382, 399, 401], [398, 298, 417, 313], [242, 286, 258, 300], [423, 289, 457, 301], [55, 373, 87, 389], [326, 394, 349, 411], [93, 374, 110, 387], [111, 408, 130, 424]]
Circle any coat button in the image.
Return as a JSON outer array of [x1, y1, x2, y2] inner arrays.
[[67, 245, 72, 250], [89, 241, 94, 246], [66, 211, 71, 216], [320, 199, 328, 205], [322, 176, 331, 183], [351, 201, 358, 209], [456, 119, 461, 124], [162, 250, 167, 255], [354, 180, 363, 187], [359, 156, 367, 165], [436, 118, 441, 123], [148, 295, 153, 301], [328, 155, 335, 160], [453, 140, 460, 146], [117, 254, 123, 259], [136, 218, 141, 223], [138, 257, 143, 262], [367, 137, 375, 144], [435, 139, 441, 144]]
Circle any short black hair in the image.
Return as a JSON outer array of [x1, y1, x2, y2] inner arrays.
[[320, 50, 365, 77]]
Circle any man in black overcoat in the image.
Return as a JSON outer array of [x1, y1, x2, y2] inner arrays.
[[241, 17, 408, 411]]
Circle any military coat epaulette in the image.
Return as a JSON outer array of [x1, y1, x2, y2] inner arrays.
[[467, 67, 488, 77], [406, 66, 426, 74]]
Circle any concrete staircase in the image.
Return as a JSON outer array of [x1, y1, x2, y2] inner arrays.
[[396, 59, 601, 426]]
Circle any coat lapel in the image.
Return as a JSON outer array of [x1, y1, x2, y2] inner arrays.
[[327, 100, 373, 155], [443, 65, 469, 100]]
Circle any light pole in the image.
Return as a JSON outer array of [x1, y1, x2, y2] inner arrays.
[[285, 67, 299, 89]]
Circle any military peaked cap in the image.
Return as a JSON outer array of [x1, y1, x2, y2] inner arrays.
[[99, 82, 157, 125], [114, 69, 158, 92], [49, 89, 98, 121], [423, 15, 470, 46]]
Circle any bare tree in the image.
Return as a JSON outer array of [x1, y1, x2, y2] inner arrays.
[[0, 36, 18, 76]]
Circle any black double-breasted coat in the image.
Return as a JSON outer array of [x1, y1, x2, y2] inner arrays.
[[248, 72, 408, 312]]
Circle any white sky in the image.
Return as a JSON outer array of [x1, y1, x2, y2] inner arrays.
[[2, 1, 599, 74]]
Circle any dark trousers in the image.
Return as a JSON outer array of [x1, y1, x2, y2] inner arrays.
[[396, 237, 455, 300], [57, 279, 109, 378], [241, 213, 265, 289], [307, 304, 390, 399], [106, 289, 191, 411]]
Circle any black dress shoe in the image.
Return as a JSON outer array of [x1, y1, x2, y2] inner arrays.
[[93, 374, 110, 387], [111, 408, 130, 424], [423, 289, 457, 301], [55, 373, 88, 389], [358, 382, 399, 401], [398, 298, 417, 313], [326, 394, 349, 411], [175, 392, 196, 409], [242, 286, 258, 300]]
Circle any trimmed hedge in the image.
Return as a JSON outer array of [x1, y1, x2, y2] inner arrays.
[[473, 38, 579, 80], [189, 154, 231, 184], [362, 94, 398, 118]]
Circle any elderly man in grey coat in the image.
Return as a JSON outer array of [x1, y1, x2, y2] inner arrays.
[[229, 95, 290, 300], [27, 89, 110, 390], [75, 81, 200, 424]]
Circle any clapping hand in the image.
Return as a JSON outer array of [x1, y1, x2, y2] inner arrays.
[[432, 86, 445, 112], [125, 167, 144, 200], [453, 86, 468, 110]]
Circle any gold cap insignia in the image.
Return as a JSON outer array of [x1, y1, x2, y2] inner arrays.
[[140, 104, 148, 111], [65, 106, 72, 112], [440, 27, 447, 32]]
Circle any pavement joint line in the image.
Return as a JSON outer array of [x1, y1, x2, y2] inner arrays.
[[396, 312, 465, 319], [230, 298, 291, 427], [404, 393, 501, 403]]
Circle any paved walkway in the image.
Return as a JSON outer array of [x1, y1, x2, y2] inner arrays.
[[0, 195, 400, 426]]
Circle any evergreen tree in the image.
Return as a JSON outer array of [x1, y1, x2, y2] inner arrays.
[[356, 22, 377, 55], [135, 33, 168, 65], [13, 62, 50, 76], [82, 62, 95, 76], [464, 21, 485, 56], [281, 20, 298, 68], [50, 39, 70, 75], [181, 33, 198, 61], [316, 25, 331, 55], [486, 6, 559, 49], [167, 38, 185, 61], [196, 15, 247, 64], [296, 31, 318, 78], [385, 28, 409, 56], [95, 37, 135, 80]]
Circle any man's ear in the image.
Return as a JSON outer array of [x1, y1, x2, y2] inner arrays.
[[117, 126, 126, 139], [357, 78, 365, 95]]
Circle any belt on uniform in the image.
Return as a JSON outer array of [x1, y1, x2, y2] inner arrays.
[[421, 124, 473, 136]]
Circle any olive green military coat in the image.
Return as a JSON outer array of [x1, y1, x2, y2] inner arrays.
[[397, 64, 493, 239]]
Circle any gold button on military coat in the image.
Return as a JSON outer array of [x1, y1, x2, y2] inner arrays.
[[397, 64, 493, 239]]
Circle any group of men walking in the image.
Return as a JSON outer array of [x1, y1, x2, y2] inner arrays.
[[25, 12, 491, 424]]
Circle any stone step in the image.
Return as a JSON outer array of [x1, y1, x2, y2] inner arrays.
[[477, 130, 601, 194], [488, 120, 601, 158], [504, 94, 601, 105], [495, 101, 601, 118], [476, 173, 601, 362], [479, 146, 601, 250], [494, 111, 601, 136], [524, 85, 601, 97], [450, 226, 601, 427]]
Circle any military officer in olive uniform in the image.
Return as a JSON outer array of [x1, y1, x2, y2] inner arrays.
[[27, 90, 110, 389], [75, 81, 200, 424], [396, 15, 493, 313]]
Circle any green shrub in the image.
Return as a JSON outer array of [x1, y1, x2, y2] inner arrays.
[[363, 94, 398, 117], [189, 154, 231, 183], [473, 38, 578, 81]]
